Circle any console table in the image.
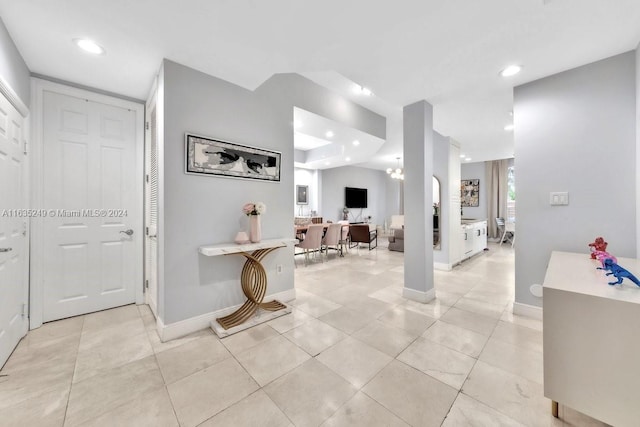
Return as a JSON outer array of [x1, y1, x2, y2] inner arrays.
[[543, 251, 640, 426], [199, 238, 296, 337]]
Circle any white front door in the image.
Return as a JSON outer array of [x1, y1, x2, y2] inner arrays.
[[0, 92, 28, 366], [41, 89, 142, 322]]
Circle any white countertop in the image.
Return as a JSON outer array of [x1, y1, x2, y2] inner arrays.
[[199, 238, 298, 257], [543, 251, 640, 304]]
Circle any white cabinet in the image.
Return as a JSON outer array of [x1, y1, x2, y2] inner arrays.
[[543, 251, 640, 427], [460, 220, 487, 262]]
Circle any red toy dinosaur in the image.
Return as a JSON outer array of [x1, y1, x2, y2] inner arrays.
[[588, 237, 608, 259]]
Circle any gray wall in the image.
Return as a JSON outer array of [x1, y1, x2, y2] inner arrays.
[[320, 166, 389, 224], [637, 44, 640, 257], [514, 51, 636, 308], [461, 161, 487, 220], [161, 60, 385, 324], [0, 17, 30, 107], [433, 132, 450, 265]]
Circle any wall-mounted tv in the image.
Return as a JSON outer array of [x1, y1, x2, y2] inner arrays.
[[345, 187, 368, 208]]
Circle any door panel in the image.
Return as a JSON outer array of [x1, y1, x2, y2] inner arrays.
[[0, 92, 27, 367], [42, 91, 140, 322]]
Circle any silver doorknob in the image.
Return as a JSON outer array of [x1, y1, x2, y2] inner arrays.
[[119, 229, 134, 236], [0, 247, 12, 252]]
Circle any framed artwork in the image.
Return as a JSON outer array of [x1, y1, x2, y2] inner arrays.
[[185, 133, 281, 182], [461, 179, 480, 207], [296, 185, 309, 205]]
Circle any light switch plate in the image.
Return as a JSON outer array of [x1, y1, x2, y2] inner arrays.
[[550, 192, 569, 206]]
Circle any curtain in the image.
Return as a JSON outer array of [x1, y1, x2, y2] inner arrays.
[[485, 159, 509, 239]]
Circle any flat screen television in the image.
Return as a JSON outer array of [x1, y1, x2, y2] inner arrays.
[[345, 187, 367, 208]]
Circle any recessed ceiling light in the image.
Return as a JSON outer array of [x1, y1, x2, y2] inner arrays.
[[325, 131, 334, 138], [460, 154, 466, 158], [73, 38, 105, 55], [352, 85, 373, 96], [465, 157, 472, 162], [345, 157, 351, 162], [504, 124, 514, 131], [293, 120, 303, 129], [500, 65, 521, 77], [324, 161, 330, 166], [352, 140, 360, 146]]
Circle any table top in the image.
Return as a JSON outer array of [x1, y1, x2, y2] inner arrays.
[[543, 251, 640, 304], [199, 238, 298, 257]]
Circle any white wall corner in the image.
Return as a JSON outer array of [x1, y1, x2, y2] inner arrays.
[[156, 288, 296, 342], [513, 302, 543, 320], [402, 287, 436, 303]]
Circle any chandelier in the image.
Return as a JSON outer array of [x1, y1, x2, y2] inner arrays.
[[386, 157, 404, 180]]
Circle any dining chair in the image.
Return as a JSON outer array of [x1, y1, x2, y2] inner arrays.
[[295, 224, 324, 265], [496, 217, 514, 247], [322, 223, 342, 260], [337, 220, 350, 256], [349, 224, 377, 251]]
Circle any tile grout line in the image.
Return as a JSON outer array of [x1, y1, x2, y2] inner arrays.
[[61, 314, 85, 426]]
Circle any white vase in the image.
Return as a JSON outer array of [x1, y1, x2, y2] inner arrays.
[[250, 215, 261, 243]]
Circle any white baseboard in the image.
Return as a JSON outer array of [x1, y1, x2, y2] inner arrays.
[[434, 262, 452, 271], [513, 302, 543, 320], [157, 288, 297, 342], [402, 287, 436, 303]]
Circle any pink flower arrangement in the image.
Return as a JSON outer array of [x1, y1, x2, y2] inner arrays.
[[242, 202, 266, 216]]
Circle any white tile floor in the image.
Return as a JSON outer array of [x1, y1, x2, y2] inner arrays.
[[0, 243, 609, 426]]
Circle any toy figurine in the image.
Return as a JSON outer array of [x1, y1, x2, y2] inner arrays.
[[588, 237, 608, 259], [592, 250, 617, 267], [597, 258, 640, 287]]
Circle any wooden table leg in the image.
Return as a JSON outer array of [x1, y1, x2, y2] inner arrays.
[[552, 400, 559, 418], [216, 247, 286, 330]]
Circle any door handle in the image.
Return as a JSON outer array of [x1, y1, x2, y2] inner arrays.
[[0, 247, 12, 252], [119, 229, 134, 236]]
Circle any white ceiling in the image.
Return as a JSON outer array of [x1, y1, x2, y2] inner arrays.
[[2, 0, 639, 168], [293, 107, 385, 170]]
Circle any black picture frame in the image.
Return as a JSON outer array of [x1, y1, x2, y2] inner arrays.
[[185, 133, 281, 182], [461, 179, 480, 207]]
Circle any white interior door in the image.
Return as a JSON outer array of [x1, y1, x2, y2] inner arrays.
[[145, 94, 158, 316], [42, 90, 141, 322], [0, 92, 28, 366]]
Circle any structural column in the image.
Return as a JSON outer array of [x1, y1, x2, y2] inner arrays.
[[402, 100, 435, 302]]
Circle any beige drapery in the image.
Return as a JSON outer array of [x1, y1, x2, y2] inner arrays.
[[485, 159, 510, 239]]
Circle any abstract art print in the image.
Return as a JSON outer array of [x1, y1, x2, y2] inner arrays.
[[461, 179, 480, 207], [185, 133, 281, 182]]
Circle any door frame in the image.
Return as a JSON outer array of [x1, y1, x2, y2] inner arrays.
[[29, 78, 145, 329]]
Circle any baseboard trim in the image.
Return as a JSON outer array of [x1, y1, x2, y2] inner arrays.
[[402, 287, 436, 303], [434, 262, 452, 271], [513, 302, 543, 320], [157, 288, 297, 342]]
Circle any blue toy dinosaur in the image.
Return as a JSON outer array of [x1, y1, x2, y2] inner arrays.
[[597, 258, 640, 287]]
